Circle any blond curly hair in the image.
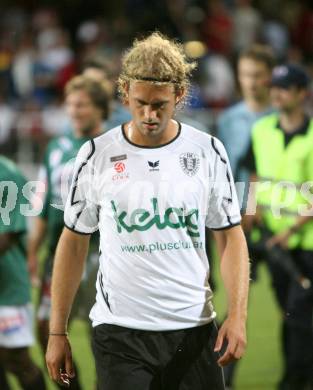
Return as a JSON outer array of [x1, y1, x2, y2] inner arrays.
[[118, 32, 196, 100]]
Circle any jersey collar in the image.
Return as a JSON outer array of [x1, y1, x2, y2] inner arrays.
[[121, 122, 182, 149]]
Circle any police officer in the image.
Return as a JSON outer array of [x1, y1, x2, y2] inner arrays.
[[245, 64, 313, 390]]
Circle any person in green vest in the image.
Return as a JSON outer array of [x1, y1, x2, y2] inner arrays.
[[27, 75, 110, 389], [244, 64, 313, 390], [0, 156, 46, 389]]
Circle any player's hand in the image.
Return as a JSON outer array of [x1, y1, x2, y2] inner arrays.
[[214, 315, 247, 366], [46, 335, 75, 387], [27, 254, 40, 286]]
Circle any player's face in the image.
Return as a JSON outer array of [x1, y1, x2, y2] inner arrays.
[[126, 81, 183, 140], [238, 58, 271, 101], [65, 90, 102, 135], [270, 86, 306, 113]]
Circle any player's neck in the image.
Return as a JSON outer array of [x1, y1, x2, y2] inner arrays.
[[126, 120, 179, 147]]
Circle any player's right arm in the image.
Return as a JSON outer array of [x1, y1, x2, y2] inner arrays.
[[46, 139, 98, 387], [46, 227, 90, 387]]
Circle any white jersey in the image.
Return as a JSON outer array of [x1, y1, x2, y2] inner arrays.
[[64, 123, 241, 331]]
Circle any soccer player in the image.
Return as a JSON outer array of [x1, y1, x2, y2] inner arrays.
[[28, 75, 110, 389], [46, 32, 250, 389], [0, 156, 46, 389]]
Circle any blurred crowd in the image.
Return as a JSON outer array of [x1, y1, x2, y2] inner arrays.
[[1, 0, 313, 163]]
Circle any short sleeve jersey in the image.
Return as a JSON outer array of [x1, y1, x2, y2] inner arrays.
[[64, 123, 241, 331], [39, 132, 97, 252], [0, 156, 30, 305]]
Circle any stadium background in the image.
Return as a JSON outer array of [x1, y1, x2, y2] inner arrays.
[[1, 0, 312, 388]]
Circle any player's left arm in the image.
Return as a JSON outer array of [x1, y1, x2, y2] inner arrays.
[[207, 137, 250, 365], [212, 224, 250, 366]]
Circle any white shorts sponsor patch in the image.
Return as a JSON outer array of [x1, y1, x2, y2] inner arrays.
[[0, 304, 34, 348]]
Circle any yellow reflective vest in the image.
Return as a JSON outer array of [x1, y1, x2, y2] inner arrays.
[[251, 113, 313, 249]]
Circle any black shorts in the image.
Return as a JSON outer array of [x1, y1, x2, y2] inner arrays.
[[92, 321, 225, 390]]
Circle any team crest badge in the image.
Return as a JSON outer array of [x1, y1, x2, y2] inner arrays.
[[179, 152, 200, 177]]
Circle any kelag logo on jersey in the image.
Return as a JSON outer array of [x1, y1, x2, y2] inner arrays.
[[111, 198, 200, 237]]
